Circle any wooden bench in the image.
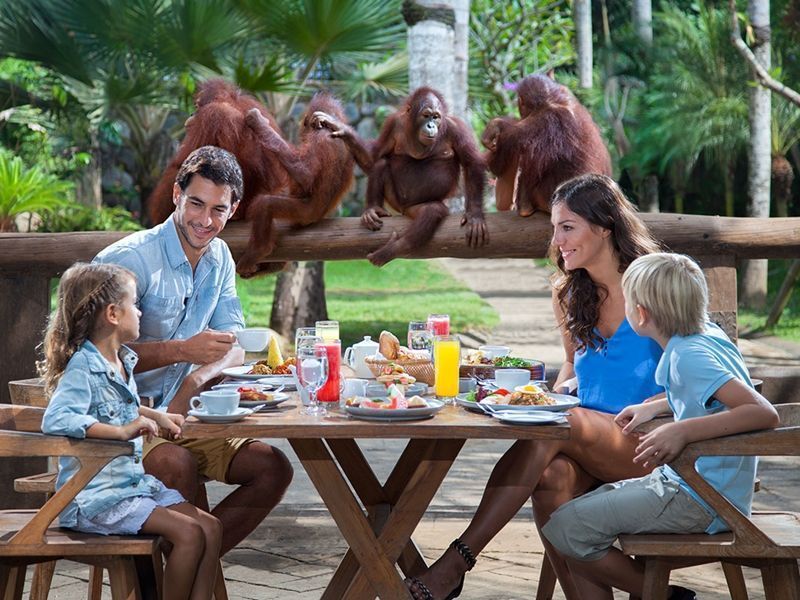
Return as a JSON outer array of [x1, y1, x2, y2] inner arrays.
[[618, 403, 800, 600], [0, 404, 162, 600], [7, 379, 228, 600]]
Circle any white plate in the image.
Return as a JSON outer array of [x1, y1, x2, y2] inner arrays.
[[492, 411, 568, 425], [188, 407, 253, 423], [365, 382, 428, 397], [212, 381, 275, 391], [257, 375, 296, 390], [221, 366, 269, 381], [455, 393, 579, 413], [345, 399, 444, 422], [239, 393, 289, 410]]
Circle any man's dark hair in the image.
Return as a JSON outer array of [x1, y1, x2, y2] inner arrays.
[[175, 146, 244, 205]]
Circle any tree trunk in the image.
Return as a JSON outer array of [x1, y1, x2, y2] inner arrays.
[[75, 132, 103, 209], [639, 174, 660, 213], [404, 0, 456, 107], [772, 154, 794, 218], [574, 0, 593, 89], [269, 261, 329, 339], [632, 0, 653, 45], [451, 0, 469, 120], [740, 0, 771, 310]]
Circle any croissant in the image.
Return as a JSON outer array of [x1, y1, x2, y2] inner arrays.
[[379, 330, 400, 360]]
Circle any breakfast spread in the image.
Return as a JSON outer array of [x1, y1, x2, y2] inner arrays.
[[247, 356, 296, 375], [375, 363, 417, 387]]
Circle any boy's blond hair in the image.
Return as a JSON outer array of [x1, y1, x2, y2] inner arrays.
[[622, 252, 708, 337]]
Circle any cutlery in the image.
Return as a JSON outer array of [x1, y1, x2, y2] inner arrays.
[[249, 404, 266, 413]]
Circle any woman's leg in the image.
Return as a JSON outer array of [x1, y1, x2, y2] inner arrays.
[[533, 456, 597, 600], [140, 504, 206, 600], [409, 408, 649, 599]]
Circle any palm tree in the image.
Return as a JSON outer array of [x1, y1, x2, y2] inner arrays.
[[628, 3, 750, 216]]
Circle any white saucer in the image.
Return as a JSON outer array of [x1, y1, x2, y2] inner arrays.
[[188, 407, 253, 423]]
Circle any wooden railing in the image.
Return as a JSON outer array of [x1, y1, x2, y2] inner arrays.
[[2, 212, 800, 403]]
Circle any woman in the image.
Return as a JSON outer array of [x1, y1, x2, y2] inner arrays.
[[408, 174, 664, 600]]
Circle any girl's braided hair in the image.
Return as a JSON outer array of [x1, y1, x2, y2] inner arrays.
[[38, 262, 135, 396]]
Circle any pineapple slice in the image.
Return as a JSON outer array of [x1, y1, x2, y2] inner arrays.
[[266, 335, 284, 368]]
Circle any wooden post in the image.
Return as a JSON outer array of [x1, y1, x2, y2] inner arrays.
[[1, 271, 50, 509]]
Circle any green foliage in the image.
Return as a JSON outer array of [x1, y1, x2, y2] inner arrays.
[[0, 150, 73, 231], [739, 260, 800, 342], [339, 53, 409, 104], [624, 3, 749, 213], [469, 0, 575, 125], [237, 260, 499, 348], [36, 204, 142, 233]]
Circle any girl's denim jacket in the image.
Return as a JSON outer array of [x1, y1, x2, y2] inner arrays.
[[42, 341, 162, 528]]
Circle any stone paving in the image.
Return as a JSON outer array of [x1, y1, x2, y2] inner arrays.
[[25, 259, 800, 599]]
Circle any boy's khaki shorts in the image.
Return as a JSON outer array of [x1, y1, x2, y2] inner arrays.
[[144, 436, 255, 484], [542, 469, 713, 561]]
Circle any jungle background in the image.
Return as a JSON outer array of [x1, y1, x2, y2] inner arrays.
[[1, 0, 799, 347]]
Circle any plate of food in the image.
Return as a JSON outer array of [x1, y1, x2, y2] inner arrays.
[[460, 355, 545, 382], [344, 398, 444, 422], [256, 375, 296, 390], [456, 385, 579, 413], [366, 381, 428, 398], [221, 365, 268, 380]]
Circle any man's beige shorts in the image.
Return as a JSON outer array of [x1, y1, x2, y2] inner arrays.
[[144, 436, 254, 484]]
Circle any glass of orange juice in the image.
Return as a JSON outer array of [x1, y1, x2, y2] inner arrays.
[[433, 335, 460, 404]]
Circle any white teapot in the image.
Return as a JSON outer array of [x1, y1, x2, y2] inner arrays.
[[344, 335, 380, 379]]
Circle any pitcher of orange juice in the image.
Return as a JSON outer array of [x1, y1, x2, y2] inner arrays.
[[433, 335, 460, 403]]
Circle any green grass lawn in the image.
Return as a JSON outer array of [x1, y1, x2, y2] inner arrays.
[[738, 259, 800, 343], [237, 259, 499, 348]]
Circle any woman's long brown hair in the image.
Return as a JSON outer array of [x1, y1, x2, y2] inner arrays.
[[38, 262, 134, 396], [549, 174, 662, 351]]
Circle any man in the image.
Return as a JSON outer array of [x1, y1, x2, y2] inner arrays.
[[95, 145, 292, 554]]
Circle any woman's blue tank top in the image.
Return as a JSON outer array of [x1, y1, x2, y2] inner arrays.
[[574, 318, 664, 414]]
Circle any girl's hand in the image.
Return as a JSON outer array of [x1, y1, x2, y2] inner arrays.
[[122, 416, 159, 442], [633, 422, 689, 468], [156, 412, 184, 440]]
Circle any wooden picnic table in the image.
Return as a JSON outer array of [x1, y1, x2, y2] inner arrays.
[[182, 398, 569, 599]]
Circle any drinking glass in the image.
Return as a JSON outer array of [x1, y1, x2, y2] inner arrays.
[[315, 320, 340, 342], [317, 339, 341, 405], [427, 314, 451, 337], [407, 321, 433, 353], [433, 335, 460, 404], [294, 327, 317, 352], [297, 344, 329, 416]]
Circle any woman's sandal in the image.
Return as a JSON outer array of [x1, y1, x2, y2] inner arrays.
[[407, 538, 477, 600]]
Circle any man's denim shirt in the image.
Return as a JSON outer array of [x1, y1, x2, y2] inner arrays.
[[42, 341, 163, 527], [95, 216, 245, 408]]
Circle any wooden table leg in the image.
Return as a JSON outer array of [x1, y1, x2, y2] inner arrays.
[[322, 438, 435, 598], [290, 438, 412, 599], [340, 438, 465, 600]]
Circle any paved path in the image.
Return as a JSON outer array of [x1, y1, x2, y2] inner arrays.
[[34, 259, 799, 599]]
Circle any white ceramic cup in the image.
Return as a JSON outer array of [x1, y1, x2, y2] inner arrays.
[[190, 390, 240, 415], [478, 345, 511, 359], [341, 378, 368, 399], [494, 368, 530, 391], [235, 328, 270, 352]]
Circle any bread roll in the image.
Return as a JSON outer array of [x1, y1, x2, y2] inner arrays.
[[379, 330, 400, 359]]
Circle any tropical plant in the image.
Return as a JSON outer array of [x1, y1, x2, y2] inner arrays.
[[0, 150, 73, 231], [625, 2, 749, 215], [469, 0, 575, 126], [36, 203, 142, 233]]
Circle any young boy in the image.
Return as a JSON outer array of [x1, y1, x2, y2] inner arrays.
[[541, 252, 780, 600]]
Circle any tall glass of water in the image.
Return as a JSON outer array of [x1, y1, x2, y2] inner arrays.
[[298, 344, 329, 416], [315, 320, 340, 342], [294, 327, 317, 352], [408, 321, 433, 355]]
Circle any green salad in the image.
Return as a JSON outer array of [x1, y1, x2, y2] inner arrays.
[[493, 356, 532, 367]]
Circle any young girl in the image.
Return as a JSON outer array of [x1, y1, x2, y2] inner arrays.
[[40, 262, 223, 600]]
